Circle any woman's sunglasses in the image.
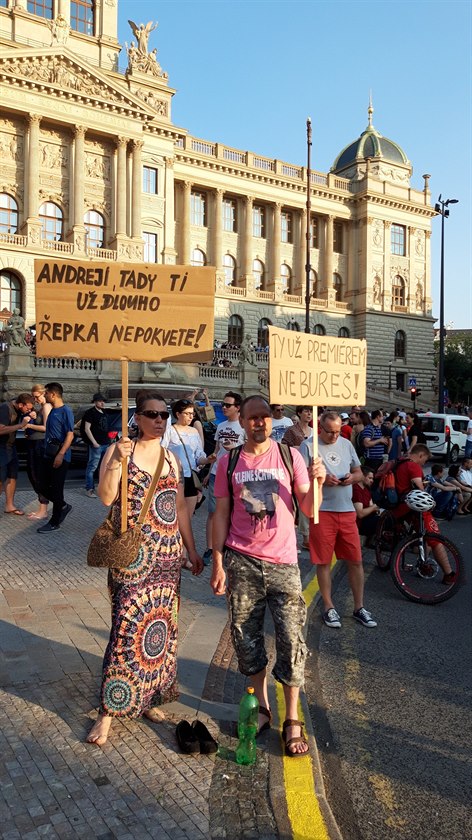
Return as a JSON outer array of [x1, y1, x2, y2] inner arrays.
[[137, 410, 170, 420]]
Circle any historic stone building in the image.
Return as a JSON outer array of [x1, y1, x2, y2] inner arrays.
[[0, 0, 436, 405]]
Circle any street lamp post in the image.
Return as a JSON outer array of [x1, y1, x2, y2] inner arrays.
[[388, 360, 394, 392], [434, 195, 458, 413], [304, 117, 312, 334]]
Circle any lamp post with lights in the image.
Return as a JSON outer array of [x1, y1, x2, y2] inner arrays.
[[434, 195, 458, 413]]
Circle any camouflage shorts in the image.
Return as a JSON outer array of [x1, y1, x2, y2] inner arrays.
[[224, 549, 307, 687]]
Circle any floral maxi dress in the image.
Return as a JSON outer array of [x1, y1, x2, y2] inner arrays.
[[99, 456, 183, 717]]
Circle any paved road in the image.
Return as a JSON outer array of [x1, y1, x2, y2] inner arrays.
[[305, 516, 471, 840]]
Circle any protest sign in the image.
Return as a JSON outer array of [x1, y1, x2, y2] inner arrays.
[[268, 325, 367, 406], [34, 260, 215, 363]]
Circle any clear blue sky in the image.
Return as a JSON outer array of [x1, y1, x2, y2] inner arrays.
[[119, 0, 471, 330]]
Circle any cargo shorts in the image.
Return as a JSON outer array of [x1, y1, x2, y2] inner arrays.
[[224, 548, 307, 687]]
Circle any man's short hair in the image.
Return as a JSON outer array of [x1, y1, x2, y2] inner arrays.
[[224, 390, 242, 408], [45, 382, 63, 397], [319, 410, 340, 425], [410, 443, 430, 457], [371, 409, 382, 420], [16, 392, 34, 406], [240, 395, 270, 418], [361, 466, 374, 478], [431, 464, 443, 476]]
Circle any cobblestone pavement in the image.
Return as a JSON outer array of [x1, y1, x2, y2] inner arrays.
[[0, 486, 316, 840]]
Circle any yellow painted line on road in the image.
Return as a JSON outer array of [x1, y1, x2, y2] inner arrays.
[[274, 553, 337, 840]]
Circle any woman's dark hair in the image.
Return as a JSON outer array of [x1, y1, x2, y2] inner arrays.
[[171, 398, 194, 419], [296, 405, 312, 416], [447, 464, 460, 478], [359, 410, 371, 426], [135, 389, 166, 413]]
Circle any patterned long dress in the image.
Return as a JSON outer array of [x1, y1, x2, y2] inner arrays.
[[99, 454, 183, 717]]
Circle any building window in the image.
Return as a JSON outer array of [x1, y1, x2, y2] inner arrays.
[[257, 318, 271, 348], [228, 314, 243, 346], [191, 191, 207, 226], [391, 224, 406, 256], [333, 221, 343, 254], [143, 232, 158, 263], [0, 270, 21, 317], [0, 194, 19, 234], [27, 0, 52, 19], [394, 330, 406, 358], [338, 327, 350, 338], [392, 275, 405, 307], [253, 205, 265, 238], [39, 202, 63, 241], [310, 216, 319, 249], [313, 324, 326, 336], [281, 211, 292, 243], [143, 166, 158, 194], [396, 372, 406, 391], [223, 254, 236, 286], [287, 319, 300, 332], [280, 264, 292, 294], [310, 269, 319, 298], [191, 248, 206, 267], [333, 273, 342, 302], [253, 259, 265, 290], [70, 0, 94, 35], [84, 210, 104, 249], [223, 198, 237, 232], [0, 0, 8, 6]]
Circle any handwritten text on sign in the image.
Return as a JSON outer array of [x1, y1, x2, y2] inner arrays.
[[34, 261, 215, 363], [269, 325, 367, 405]]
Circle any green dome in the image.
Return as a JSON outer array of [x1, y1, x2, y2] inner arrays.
[[332, 104, 410, 174]]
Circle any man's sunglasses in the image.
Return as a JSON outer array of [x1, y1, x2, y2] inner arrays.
[[137, 410, 170, 420], [222, 402, 236, 409]]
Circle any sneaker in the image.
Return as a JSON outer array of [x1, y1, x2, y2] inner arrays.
[[322, 608, 342, 628], [202, 549, 212, 567], [59, 503, 72, 524], [353, 607, 377, 628], [442, 571, 456, 585], [85, 489, 97, 498], [37, 521, 59, 534]]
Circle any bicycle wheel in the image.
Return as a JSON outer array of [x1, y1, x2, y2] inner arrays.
[[375, 511, 396, 570], [390, 532, 463, 604]]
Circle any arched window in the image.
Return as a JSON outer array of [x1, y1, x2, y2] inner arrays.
[[0, 270, 22, 317], [338, 327, 350, 338], [392, 275, 405, 307], [253, 258, 265, 290], [333, 273, 342, 302], [27, 0, 53, 19], [257, 318, 271, 348], [223, 254, 236, 286], [287, 320, 300, 332], [228, 314, 243, 346], [310, 269, 318, 299], [84, 210, 105, 249], [0, 194, 19, 234], [39, 202, 63, 241], [191, 248, 206, 267], [280, 263, 292, 294], [394, 330, 406, 358], [313, 324, 326, 336], [70, 0, 94, 35]]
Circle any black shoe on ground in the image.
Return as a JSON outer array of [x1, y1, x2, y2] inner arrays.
[[37, 521, 59, 534], [59, 503, 72, 524]]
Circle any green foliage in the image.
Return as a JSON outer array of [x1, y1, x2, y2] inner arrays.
[[443, 338, 472, 403]]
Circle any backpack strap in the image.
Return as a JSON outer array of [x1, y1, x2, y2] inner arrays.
[[276, 441, 299, 522], [226, 444, 243, 517]]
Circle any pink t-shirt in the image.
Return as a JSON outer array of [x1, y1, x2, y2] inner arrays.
[[214, 440, 309, 565]]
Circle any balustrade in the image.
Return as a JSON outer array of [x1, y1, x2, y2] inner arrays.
[[33, 357, 97, 371]]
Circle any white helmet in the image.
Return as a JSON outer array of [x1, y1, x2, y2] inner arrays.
[[405, 489, 436, 512]]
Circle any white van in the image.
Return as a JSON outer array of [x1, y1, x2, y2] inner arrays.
[[418, 413, 469, 463]]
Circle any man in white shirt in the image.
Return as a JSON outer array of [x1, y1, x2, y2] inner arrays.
[[269, 404, 293, 443], [465, 409, 472, 459]]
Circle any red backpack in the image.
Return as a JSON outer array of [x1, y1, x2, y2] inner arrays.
[[371, 458, 407, 508]]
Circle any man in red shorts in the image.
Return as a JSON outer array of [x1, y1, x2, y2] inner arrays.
[[394, 443, 455, 583]]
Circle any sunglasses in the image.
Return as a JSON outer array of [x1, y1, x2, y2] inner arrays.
[[222, 402, 236, 409], [138, 410, 170, 420]]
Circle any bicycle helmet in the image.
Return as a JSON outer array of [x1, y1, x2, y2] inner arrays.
[[404, 489, 436, 512]]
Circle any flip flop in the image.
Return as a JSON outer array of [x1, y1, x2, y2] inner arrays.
[[181, 557, 193, 571], [5, 509, 24, 516], [192, 720, 218, 754]]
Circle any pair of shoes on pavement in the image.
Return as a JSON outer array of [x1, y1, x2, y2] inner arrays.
[[175, 719, 218, 754], [322, 607, 377, 628], [85, 489, 97, 498], [37, 504, 72, 533]]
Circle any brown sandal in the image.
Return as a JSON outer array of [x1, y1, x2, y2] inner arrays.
[[282, 719, 309, 757], [256, 705, 272, 738]]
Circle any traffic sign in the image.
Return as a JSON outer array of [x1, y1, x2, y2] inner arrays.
[[409, 377, 417, 387]]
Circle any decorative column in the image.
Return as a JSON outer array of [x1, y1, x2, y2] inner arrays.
[[181, 180, 191, 264], [383, 220, 392, 311], [131, 139, 143, 245], [73, 125, 86, 252], [116, 136, 127, 236], [23, 114, 42, 245], [324, 215, 334, 300], [270, 202, 281, 292], [162, 157, 177, 264], [295, 208, 306, 295], [213, 188, 223, 276], [408, 225, 416, 311], [424, 230, 432, 314], [243, 195, 253, 281]]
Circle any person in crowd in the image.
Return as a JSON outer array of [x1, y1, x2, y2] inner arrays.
[[86, 390, 203, 747], [36, 382, 74, 534], [339, 413, 352, 440], [308, 410, 377, 629], [282, 406, 313, 448], [186, 387, 212, 446], [465, 407, 472, 459], [269, 404, 293, 443], [203, 392, 244, 566], [385, 411, 403, 461], [352, 466, 381, 542], [25, 384, 52, 520], [445, 464, 471, 515], [83, 393, 110, 498], [211, 396, 326, 756], [168, 398, 216, 568], [0, 393, 34, 515], [424, 463, 460, 519], [359, 409, 389, 472], [406, 412, 427, 453]]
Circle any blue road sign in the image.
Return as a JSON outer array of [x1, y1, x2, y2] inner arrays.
[[409, 377, 417, 387]]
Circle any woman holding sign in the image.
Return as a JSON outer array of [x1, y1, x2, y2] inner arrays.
[[86, 390, 203, 747]]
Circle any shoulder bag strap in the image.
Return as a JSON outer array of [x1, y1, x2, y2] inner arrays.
[[173, 426, 194, 473], [135, 445, 166, 525]]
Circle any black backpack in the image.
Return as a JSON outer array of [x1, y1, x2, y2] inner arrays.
[[226, 442, 299, 524]]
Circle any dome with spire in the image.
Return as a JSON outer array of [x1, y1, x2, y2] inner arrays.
[[331, 100, 410, 178]]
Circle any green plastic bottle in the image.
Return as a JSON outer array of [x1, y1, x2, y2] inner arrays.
[[235, 686, 259, 766]]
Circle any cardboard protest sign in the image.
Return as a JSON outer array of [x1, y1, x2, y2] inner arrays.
[[268, 325, 367, 406], [34, 261, 215, 363]]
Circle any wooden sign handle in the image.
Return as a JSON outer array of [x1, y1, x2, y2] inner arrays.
[[120, 360, 129, 534], [312, 405, 319, 525]]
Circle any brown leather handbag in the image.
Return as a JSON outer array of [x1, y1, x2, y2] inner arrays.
[[86, 447, 165, 568]]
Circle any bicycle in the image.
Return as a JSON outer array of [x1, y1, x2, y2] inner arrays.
[[374, 492, 463, 605]]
